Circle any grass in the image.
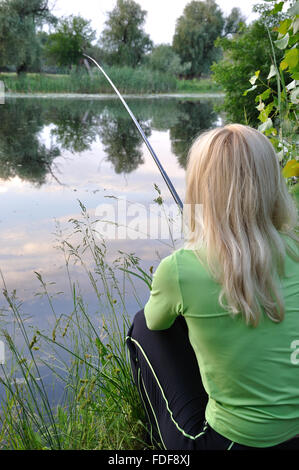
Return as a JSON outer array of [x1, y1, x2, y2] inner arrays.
[[0, 199, 165, 450], [176, 78, 223, 94], [0, 69, 223, 95]]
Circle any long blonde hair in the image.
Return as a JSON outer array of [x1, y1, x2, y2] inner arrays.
[[184, 124, 299, 326]]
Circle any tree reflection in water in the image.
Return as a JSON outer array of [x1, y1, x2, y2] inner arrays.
[[169, 100, 218, 169], [0, 100, 60, 185], [98, 108, 151, 174], [0, 97, 220, 185]]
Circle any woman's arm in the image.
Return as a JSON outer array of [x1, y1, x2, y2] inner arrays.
[[144, 254, 183, 330]]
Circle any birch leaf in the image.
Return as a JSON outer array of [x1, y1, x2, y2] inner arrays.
[[267, 64, 277, 79]]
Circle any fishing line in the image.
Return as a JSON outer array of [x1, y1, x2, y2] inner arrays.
[[83, 53, 183, 213]]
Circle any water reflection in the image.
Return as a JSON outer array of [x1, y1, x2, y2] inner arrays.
[[49, 104, 99, 154], [170, 100, 218, 168], [0, 100, 60, 185], [98, 109, 151, 174], [0, 97, 220, 183], [0, 95, 222, 318]]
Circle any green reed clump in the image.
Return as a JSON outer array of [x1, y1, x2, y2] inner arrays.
[[0, 200, 161, 450], [1, 67, 178, 95], [176, 78, 223, 94]]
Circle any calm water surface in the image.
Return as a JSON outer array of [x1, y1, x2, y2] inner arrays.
[[0, 96, 223, 314], [0, 95, 223, 392]]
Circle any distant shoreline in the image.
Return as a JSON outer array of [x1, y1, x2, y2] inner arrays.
[[0, 72, 223, 96], [4, 92, 225, 99]]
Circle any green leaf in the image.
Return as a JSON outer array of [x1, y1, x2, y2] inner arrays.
[[280, 59, 289, 70], [265, 127, 277, 137], [282, 159, 299, 178], [274, 33, 289, 50], [286, 80, 296, 91], [243, 85, 257, 96], [277, 18, 292, 35], [256, 101, 265, 111], [289, 32, 299, 47], [291, 71, 299, 80], [249, 70, 260, 85], [258, 109, 269, 122], [293, 17, 299, 35], [260, 88, 272, 100], [284, 48, 299, 68], [258, 118, 273, 133], [265, 101, 275, 114], [267, 64, 277, 79]]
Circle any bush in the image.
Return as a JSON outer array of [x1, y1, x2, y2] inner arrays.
[[211, 20, 285, 125], [146, 44, 188, 77]]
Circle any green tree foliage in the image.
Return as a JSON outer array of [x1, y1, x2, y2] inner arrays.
[[146, 44, 188, 76], [211, 20, 285, 125], [0, 0, 55, 74], [99, 0, 153, 67], [46, 15, 96, 68], [172, 0, 225, 78], [223, 7, 246, 37], [243, 1, 299, 184]]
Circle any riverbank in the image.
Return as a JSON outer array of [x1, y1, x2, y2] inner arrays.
[[0, 71, 222, 95]]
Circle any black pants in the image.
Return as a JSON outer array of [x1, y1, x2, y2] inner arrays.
[[126, 309, 299, 451]]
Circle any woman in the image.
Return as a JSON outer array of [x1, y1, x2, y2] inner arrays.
[[126, 124, 299, 450]]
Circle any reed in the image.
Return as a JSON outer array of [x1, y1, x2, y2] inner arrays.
[[0, 188, 179, 450], [1, 67, 178, 95], [176, 77, 223, 94], [0, 200, 162, 450]]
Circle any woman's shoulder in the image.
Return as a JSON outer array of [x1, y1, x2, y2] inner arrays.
[[153, 247, 194, 277], [159, 246, 200, 264], [158, 245, 209, 277]]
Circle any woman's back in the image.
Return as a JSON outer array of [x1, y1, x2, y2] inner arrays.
[[176, 233, 299, 447], [144, 233, 299, 447]]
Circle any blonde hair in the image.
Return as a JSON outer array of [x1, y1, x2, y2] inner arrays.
[[184, 124, 299, 327]]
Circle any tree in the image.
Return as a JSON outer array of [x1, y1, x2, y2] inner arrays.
[[223, 7, 246, 37], [99, 0, 153, 67], [46, 15, 96, 69], [0, 0, 56, 74], [172, 0, 225, 78], [211, 19, 285, 125], [147, 44, 188, 76]]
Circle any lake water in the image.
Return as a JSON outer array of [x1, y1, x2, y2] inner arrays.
[[0, 95, 224, 319], [0, 94, 224, 397]]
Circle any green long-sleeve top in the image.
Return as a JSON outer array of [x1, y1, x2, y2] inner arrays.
[[144, 233, 299, 447]]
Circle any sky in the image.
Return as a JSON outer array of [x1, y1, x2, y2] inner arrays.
[[51, 0, 260, 45]]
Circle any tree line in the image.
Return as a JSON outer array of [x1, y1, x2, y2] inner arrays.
[[0, 0, 245, 77]]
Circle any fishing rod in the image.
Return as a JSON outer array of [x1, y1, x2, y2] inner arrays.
[[83, 53, 183, 213]]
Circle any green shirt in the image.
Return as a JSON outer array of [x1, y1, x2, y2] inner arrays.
[[144, 234, 299, 447]]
